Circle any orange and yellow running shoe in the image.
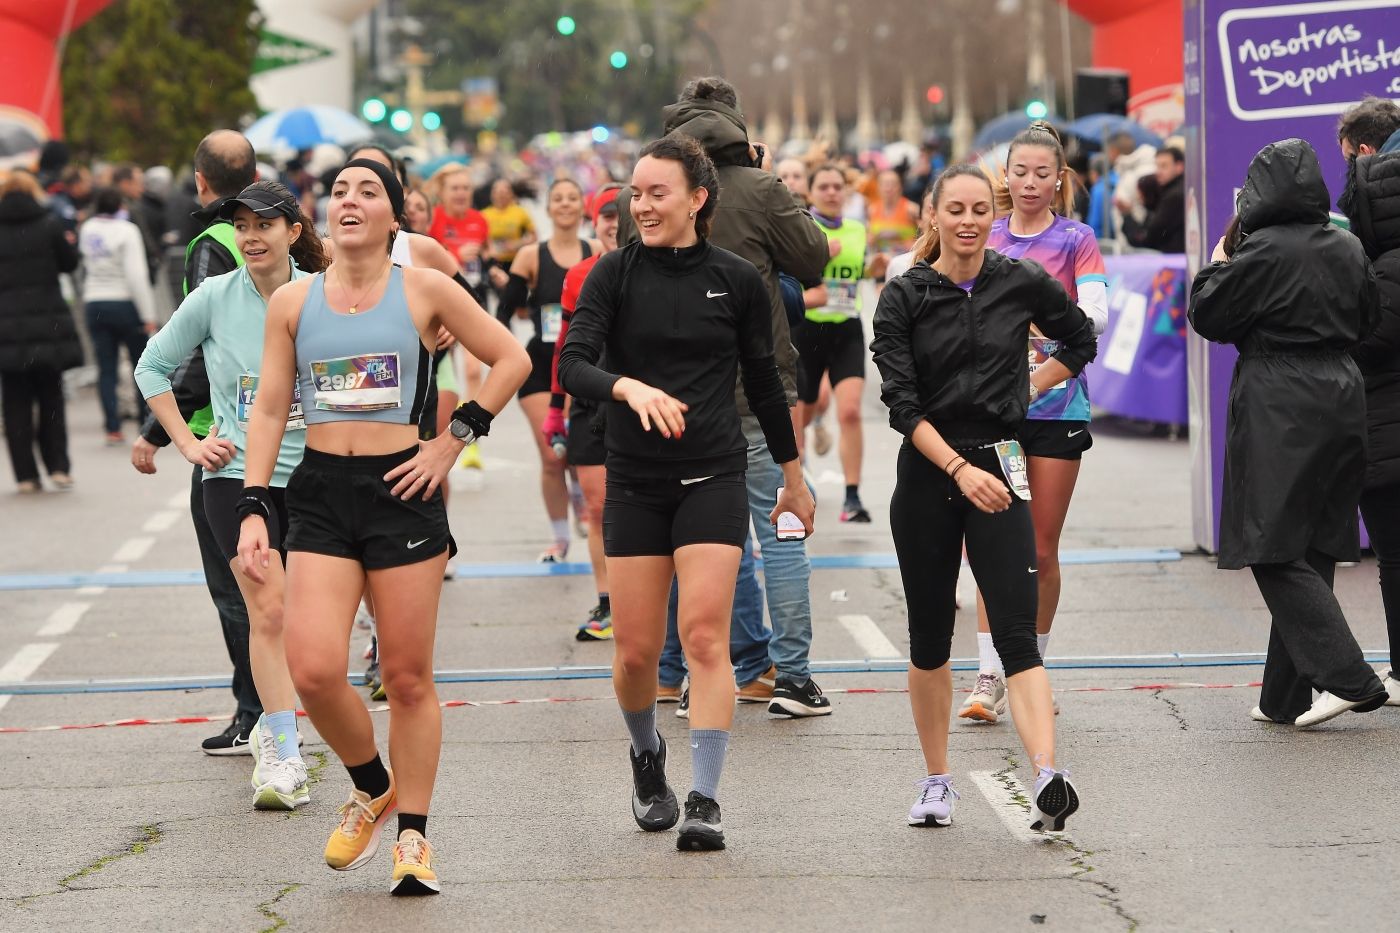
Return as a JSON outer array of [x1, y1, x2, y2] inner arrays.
[[324, 772, 397, 871], [391, 829, 441, 895]]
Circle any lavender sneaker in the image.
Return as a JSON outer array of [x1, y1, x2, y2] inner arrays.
[[908, 774, 959, 827]]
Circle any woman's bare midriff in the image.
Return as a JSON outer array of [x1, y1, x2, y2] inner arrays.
[[306, 421, 421, 456]]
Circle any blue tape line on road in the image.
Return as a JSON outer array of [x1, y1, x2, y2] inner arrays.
[[0, 547, 1182, 591], [4, 651, 1389, 697]]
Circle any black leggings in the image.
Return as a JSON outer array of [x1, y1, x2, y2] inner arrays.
[[1359, 483, 1400, 665], [890, 441, 1041, 674]]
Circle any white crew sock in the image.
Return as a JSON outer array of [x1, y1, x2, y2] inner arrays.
[[549, 518, 570, 548], [1038, 632, 1051, 663], [977, 632, 1004, 677]]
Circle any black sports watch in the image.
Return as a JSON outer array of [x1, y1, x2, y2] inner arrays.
[[448, 418, 476, 443]]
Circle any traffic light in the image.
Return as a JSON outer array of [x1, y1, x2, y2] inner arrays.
[[389, 109, 413, 133], [609, 50, 628, 69], [1024, 99, 1049, 120], [362, 98, 387, 123], [556, 15, 576, 36], [925, 85, 945, 105], [422, 111, 442, 132]]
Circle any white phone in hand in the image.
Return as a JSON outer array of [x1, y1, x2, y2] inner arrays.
[[774, 486, 808, 541]]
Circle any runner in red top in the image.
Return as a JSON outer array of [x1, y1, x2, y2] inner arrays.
[[427, 167, 490, 288]]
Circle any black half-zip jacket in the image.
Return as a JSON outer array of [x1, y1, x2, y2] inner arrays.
[[871, 250, 1097, 445], [559, 239, 798, 480]]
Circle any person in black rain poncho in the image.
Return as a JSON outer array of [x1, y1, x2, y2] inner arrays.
[[1189, 138, 1389, 728]]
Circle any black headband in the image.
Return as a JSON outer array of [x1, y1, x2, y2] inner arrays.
[[339, 158, 405, 218]]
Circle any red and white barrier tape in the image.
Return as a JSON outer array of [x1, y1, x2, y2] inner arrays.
[[0, 680, 1263, 736]]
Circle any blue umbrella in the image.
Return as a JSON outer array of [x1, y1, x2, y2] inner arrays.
[[1063, 114, 1162, 150], [245, 106, 374, 152], [973, 111, 1060, 150]]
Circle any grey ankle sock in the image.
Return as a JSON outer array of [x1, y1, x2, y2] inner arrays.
[[689, 729, 729, 800], [621, 704, 660, 755]]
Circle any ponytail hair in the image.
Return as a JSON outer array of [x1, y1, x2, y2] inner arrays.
[[638, 133, 720, 238], [1002, 120, 1078, 216], [912, 163, 995, 265]]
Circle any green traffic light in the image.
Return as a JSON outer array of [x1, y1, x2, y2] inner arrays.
[[1025, 100, 1049, 120], [557, 15, 576, 36], [362, 98, 387, 123], [422, 111, 442, 132], [389, 109, 413, 133], [610, 50, 628, 69]]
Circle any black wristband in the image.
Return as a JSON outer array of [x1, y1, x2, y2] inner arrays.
[[451, 400, 494, 439], [235, 486, 275, 522]]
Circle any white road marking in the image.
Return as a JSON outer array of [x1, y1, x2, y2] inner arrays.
[[837, 614, 901, 659], [142, 510, 181, 533], [167, 490, 188, 509], [112, 537, 155, 563], [0, 643, 60, 713], [968, 770, 1063, 844], [37, 602, 91, 637], [77, 563, 127, 597]]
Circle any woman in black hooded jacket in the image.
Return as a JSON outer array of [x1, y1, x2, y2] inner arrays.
[[0, 170, 81, 493], [1190, 138, 1388, 727], [1340, 144, 1400, 707]]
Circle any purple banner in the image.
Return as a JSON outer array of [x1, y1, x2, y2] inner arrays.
[[1083, 253, 1189, 426], [1183, 0, 1399, 552]]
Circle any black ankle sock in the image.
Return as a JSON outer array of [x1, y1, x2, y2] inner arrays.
[[598, 593, 611, 614], [399, 813, 427, 838], [345, 753, 390, 800], [845, 484, 860, 503]]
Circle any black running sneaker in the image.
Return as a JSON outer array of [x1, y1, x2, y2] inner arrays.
[[675, 681, 690, 720], [1031, 769, 1080, 832], [201, 713, 257, 756], [677, 792, 725, 851], [629, 735, 679, 831], [769, 675, 834, 717], [840, 500, 872, 523]]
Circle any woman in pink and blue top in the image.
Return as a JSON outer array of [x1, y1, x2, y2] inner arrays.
[[961, 122, 1109, 724]]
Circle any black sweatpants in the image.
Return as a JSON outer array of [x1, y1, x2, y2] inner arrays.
[[2, 368, 70, 483], [1359, 484, 1400, 669], [190, 464, 261, 721], [1251, 548, 1387, 721], [890, 441, 1041, 674]]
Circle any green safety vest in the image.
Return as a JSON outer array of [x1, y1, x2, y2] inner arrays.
[[181, 222, 243, 437], [805, 218, 868, 324]]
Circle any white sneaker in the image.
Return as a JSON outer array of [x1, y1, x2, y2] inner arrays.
[[958, 672, 1007, 723], [1249, 706, 1276, 723], [251, 716, 310, 810], [1383, 671, 1400, 707], [1294, 691, 1366, 728]]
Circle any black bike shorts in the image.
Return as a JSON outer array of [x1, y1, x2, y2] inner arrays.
[[795, 318, 866, 403], [602, 472, 747, 557]]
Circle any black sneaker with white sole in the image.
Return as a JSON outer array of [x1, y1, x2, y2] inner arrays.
[[201, 713, 257, 756], [675, 682, 690, 719], [1030, 769, 1080, 832], [769, 675, 833, 717], [677, 792, 725, 851], [629, 735, 679, 831]]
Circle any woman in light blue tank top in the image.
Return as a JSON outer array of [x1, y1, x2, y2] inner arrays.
[[236, 160, 532, 895]]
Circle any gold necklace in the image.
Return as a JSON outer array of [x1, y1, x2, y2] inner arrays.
[[335, 261, 390, 314]]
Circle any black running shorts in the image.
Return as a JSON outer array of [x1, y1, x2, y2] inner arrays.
[[795, 318, 866, 403], [1019, 419, 1093, 461], [204, 478, 288, 563], [603, 472, 748, 557], [517, 338, 555, 399], [566, 398, 606, 467], [284, 447, 457, 570]]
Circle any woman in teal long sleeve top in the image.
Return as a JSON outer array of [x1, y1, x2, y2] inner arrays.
[[134, 180, 328, 811]]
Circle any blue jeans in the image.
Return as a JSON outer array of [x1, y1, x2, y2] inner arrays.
[[86, 300, 148, 434], [659, 416, 815, 686]]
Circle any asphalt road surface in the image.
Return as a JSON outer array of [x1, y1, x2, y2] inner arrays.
[[3, 374, 1396, 932]]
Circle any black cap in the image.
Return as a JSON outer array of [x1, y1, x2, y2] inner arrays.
[[217, 185, 299, 222]]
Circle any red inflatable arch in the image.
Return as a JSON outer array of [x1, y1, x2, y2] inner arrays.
[[0, 0, 115, 138], [1062, 0, 1184, 98]]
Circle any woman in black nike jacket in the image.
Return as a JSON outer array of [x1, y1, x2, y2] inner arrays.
[[871, 163, 1095, 832], [559, 133, 815, 852]]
